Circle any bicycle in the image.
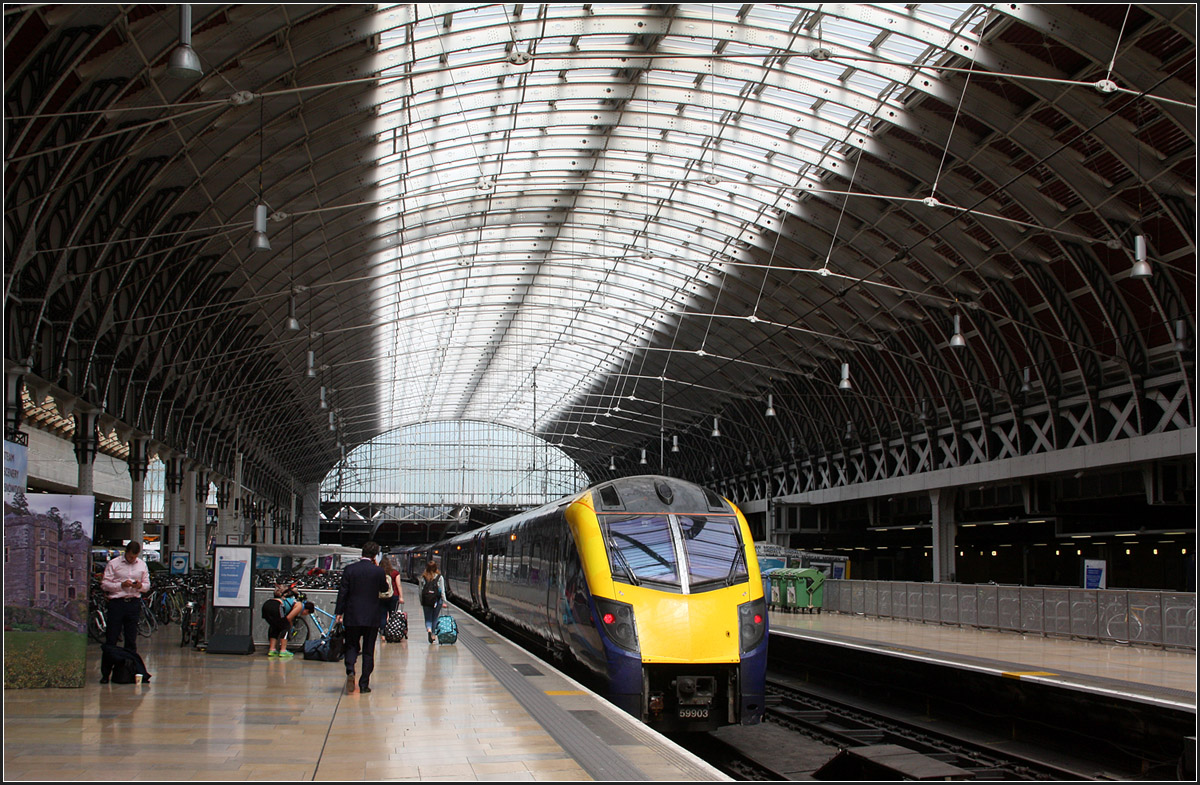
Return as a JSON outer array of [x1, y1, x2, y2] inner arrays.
[[87, 592, 107, 643], [137, 597, 158, 638], [286, 594, 338, 652]]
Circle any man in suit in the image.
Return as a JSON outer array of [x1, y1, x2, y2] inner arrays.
[[335, 540, 389, 694]]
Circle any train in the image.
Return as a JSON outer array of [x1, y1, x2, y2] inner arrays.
[[392, 475, 768, 732]]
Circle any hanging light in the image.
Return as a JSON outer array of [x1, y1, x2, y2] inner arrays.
[[319, 385, 328, 410], [306, 349, 316, 378], [950, 314, 967, 349], [165, 5, 203, 79], [1021, 366, 1032, 393], [671, 434, 679, 453], [328, 409, 335, 431], [1174, 319, 1188, 352], [744, 450, 751, 467], [765, 394, 776, 417], [1131, 234, 1152, 279], [839, 362, 852, 391], [609, 455, 615, 471], [285, 292, 300, 331], [711, 417, 720, 438], [249, 203, 271, 252], [639, 448, 647, 465]]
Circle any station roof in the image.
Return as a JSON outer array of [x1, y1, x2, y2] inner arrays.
[[4, 4, 1194, 498]]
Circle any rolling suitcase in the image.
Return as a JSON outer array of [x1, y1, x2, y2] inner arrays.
[[383, 609, 408, 642], [434, 614, 458, 644]]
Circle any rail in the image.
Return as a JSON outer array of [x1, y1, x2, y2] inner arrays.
[[823, 580, 1197, 652]]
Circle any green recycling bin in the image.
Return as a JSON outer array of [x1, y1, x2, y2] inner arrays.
[[794, 567, 826, 613]]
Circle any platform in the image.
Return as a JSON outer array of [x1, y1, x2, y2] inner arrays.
[[3, 607, 728, 781], [768, 609, 1196, 711]]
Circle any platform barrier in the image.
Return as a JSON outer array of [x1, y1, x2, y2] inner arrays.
[[824, 580, 1196, 651]]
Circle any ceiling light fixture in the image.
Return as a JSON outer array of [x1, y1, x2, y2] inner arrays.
[[671, 434, 679, 453], [165, 5, 203, 79], [249, 98, 270, 252], [1130, 233, 1151, 279], [765, 394, 776, 417], [639, 448, 647, 465], [839, 362, 852, 391], [711, 417, 720, 438], [950, 313, 966, 349], [609, 455, 615, 471]]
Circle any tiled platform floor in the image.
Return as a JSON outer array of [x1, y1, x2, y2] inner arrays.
[[4, 610, 727, 782], [770, 610, 1196, 707]]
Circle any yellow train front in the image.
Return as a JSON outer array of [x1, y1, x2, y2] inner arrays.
[[439, 475, 768, 732]]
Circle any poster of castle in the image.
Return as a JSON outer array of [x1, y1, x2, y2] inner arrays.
[[4, 492, 94, 688]]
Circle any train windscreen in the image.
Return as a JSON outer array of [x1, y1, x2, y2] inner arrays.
[[601, 513, 745, 592], [678, 516, 748, 588], [604, 515, 680, 586]]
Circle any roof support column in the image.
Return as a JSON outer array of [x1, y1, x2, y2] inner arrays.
[[931, 487, 958, 583], [301, 482, 320, 544], [127, 437, 150, 547], [164, 456, 184, 564]]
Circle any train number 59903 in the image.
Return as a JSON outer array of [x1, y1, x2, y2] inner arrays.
[[678, 707, 710, 719]]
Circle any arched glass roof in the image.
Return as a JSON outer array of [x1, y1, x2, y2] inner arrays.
[[5, 4, 1193, 499], [320, 420, 589, 507], [365, 3, 989, 436]]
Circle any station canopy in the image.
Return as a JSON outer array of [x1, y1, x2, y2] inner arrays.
[[4, 5, 1194, 496]]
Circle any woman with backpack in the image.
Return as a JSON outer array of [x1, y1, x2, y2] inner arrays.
[[378, 555, 404, 630], [418, 560, 445, 644]]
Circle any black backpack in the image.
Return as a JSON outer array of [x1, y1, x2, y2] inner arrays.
[[420, 577, 439, 607]]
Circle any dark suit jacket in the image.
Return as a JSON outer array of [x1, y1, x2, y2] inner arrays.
[[335, 558, 388, 628]]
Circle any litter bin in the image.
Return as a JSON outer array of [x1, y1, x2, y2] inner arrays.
[[794, 567, 826, 613], [764, 568, 782, 611]]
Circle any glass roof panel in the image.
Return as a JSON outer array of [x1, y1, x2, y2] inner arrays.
[[367, 2, 986, 437]]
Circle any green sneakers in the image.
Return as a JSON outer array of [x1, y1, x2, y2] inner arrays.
[[278, 650, 294, 659], [267, 650, 278, 657]]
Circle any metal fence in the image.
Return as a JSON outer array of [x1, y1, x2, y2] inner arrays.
[[823, 580, 1197, 651]]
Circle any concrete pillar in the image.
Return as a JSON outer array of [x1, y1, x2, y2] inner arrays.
[[164, 455, 184, 560], [301, 482, 320, 544], [931, 487, 958, 582], [193, 468, 208, 568], [127, 437, 150, 545], [72, 410, 100, 498], [182, 465, 196, 569], [232, 452, 244, 542]]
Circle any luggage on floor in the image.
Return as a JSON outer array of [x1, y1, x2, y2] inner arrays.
[[303, 624, 345, 662], [100, 644, 152, 684], [383, 609, 408, 642], [434, 613, 458, 645]]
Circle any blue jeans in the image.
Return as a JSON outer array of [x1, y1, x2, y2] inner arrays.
[[422, 599, 442, 633]]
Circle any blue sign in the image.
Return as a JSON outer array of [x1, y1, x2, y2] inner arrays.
[[170, 551, 190, 575]]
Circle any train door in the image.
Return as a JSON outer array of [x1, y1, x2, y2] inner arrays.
[[544, 524, 564, 649], [472, 532, 482, 612]]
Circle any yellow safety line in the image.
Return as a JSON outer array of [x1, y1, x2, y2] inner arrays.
[[1002, 671, 1057, 679]]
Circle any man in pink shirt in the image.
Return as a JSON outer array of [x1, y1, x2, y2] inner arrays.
[[99, 541, 150, 680]]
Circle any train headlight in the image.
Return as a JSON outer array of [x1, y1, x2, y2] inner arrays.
[[594, 597, 639, 653], [738, 597, 767, 653]]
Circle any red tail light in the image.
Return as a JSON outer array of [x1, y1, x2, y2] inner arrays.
[[602, 612, 616, 624]]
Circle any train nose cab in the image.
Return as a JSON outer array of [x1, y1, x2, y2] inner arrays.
[[576, 486, 768, 732]]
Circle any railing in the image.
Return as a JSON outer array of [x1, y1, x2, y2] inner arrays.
[[823, 580, 1197, 652]]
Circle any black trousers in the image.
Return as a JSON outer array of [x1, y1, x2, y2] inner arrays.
[[105, 597, 141, 653], [343, 625, 379, 688]]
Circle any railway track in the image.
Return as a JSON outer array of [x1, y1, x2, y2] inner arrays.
[[758, 675, 1110, 780]]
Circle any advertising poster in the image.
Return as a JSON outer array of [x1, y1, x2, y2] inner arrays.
[[3, 493, 94, 688], [213, 545, 254, 607], [4, 439, 28, 504], [170, 551, 191, 575], [1083, 559, 1107, 589]]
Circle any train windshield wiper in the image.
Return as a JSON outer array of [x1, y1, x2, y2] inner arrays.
[[724, 547, 745, 586], [608, 544, 641, 586]]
